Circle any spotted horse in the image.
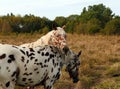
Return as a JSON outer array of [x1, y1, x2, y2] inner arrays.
[[20, 25, 67, 50], [20, 25, 71, 89], [0, 44, 81, 89]]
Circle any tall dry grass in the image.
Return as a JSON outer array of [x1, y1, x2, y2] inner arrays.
[[0, 33, 120, 89]]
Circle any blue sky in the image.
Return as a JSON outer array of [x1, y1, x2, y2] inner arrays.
[[0, 0, 120, 20]]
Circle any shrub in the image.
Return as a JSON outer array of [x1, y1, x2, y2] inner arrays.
[[102, 18, 120, 35]]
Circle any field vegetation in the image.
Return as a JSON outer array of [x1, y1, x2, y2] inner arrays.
[[0, 33, 120, 89], [0, 2, 120, 89], [0, 4, 120, 35]]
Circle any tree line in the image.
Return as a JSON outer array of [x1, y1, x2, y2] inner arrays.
[[0, 4, 120, 35]]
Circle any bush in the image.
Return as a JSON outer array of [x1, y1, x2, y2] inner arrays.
[[40, 27, 49, 34], [86, 18, 101, 34], [102, 18, 120, 35]]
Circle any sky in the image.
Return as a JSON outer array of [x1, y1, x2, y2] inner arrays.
[[0, 0, 120, 20]]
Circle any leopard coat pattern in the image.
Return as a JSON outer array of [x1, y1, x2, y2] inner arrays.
[[0, 44, 81, 89]]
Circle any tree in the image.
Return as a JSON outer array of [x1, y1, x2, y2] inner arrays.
[[1, 20, 12, 33], [41, 26, 49, 34], [102, 18, 120, 35], [65, 15, 79, 33], [86, 18, 101, 34], [74, 23, 87, 34], [80, 4, 114, 27], [0, 18, 3, 31], [54, 16, 66, 26]]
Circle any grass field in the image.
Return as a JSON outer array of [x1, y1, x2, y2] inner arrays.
[[0, 33, 120, 89]]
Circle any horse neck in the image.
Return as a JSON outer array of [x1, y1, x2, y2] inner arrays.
[[35, 30, 55, 45], [60, 51, 71, 66], [45, 30, 55, 41]]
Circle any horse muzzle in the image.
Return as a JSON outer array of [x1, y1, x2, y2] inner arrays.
[[73, 77, 79, 83]]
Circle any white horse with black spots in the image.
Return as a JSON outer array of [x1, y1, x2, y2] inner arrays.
[[20, 26, 79, 89], [0, 44, 81, 89], [20, 25, 67, 89]]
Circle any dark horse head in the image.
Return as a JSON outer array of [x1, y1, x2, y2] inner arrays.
[[63, 47, 81, 83]]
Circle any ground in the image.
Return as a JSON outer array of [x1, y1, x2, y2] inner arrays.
[[0, 33, 120, 89]]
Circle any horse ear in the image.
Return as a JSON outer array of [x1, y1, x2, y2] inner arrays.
[[78, 51, 82, 57], [54, 27, 57, 30], [62, 25, 66, 29], [52, 24, 57, 30], [63, 46, 69, 55]]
